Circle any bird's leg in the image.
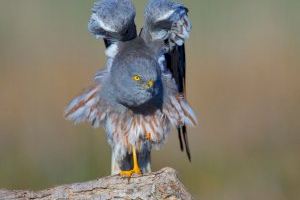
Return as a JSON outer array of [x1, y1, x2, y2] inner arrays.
[[132, 145, 141, 174], [119, 145, 142, 177]]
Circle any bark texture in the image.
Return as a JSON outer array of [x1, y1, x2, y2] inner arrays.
[[0, 167, 192, 200]]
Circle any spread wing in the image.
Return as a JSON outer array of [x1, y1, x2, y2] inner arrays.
[[142, 0, 192, 161], [88, 0, 137, 48], [64, 71, 110, 128]]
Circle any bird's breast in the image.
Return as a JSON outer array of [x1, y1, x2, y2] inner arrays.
[[105, 109, 171, 151]]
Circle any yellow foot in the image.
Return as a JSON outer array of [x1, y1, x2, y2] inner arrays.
[[120, 167, 142, 177], [119, 145, 142, 177]]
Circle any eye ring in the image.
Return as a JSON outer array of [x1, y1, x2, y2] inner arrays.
[[132, 75, 141, 81]]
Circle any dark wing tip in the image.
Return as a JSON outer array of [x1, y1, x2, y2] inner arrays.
[[177, 127, 184, 152], [182, 125, 191, 162]]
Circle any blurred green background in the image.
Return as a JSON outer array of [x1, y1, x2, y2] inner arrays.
[[0, 0, 299, 199]]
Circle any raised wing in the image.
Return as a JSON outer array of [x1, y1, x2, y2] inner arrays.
[[88, 0, 137, 47], [142, 0, 192, 161], [142, 0, 191, 47]]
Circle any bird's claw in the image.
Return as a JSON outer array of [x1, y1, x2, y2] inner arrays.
[[119, 167, 141, 177]]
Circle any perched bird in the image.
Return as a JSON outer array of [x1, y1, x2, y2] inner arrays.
[[65, 0, 196, 176]]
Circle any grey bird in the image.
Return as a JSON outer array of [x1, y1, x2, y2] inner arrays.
[[65, 0, 196, 176]]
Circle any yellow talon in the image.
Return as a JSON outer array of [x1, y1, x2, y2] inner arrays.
[[119, 145, 142, 177], [119, 168, 141, 177]]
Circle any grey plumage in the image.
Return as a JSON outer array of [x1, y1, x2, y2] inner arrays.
[[142, 0, 192, 161], [65, 0, 196, 175], [141, 0, 191, 47], [88, 0, 137, 46]]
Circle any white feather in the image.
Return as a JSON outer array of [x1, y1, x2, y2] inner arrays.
[[105, 43, 119, 58], [91, 13, 116, 32], [155, 9, 176, 22], [180, 100, 198, 126], [158, 55, 166, 71]]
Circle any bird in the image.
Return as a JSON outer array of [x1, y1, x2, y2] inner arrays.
[[65, 0, 197, 176]]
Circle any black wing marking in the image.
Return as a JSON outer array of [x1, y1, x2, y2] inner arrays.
[[104, 39, 112, 48], [177, 127, 184, 151], [165, 43, 191, 162], [182, 125, 191, 161]]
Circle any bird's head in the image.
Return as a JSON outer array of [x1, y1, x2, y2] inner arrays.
[[109, 40, 162, 108]]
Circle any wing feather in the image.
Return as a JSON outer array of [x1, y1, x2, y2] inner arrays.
[[162, 70, 197, 161], [142, 0, 193, 160], [88, 0, 137, 48], [64, 85, 105, 128]]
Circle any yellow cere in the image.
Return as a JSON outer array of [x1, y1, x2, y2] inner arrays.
[[147, 80, 154, 88]]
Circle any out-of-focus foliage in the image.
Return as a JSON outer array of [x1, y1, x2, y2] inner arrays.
[[0, 0, 299, 199]]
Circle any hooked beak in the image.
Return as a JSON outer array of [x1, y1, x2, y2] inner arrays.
[[144, 80, 154, 90]]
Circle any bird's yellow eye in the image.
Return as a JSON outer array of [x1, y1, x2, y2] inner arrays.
[[132, 75, 141, 81]]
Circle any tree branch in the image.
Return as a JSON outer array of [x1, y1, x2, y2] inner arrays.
[[0, 167, 192, 200]]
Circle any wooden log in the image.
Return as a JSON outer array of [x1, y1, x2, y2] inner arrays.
[[0, 167, 192, 200]]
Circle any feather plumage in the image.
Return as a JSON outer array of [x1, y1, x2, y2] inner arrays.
[[141, 0, 193, 161], [88, 0, 137, 47], [65, 0, 197, 175]]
